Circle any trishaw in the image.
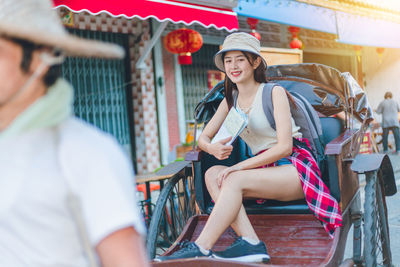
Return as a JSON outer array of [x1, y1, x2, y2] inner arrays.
[[146, 63, 397, 266]]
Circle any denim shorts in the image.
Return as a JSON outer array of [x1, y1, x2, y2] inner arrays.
[[277, 158, 292, 166]]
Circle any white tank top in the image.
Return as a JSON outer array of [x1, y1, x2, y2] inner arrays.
[[238, 83, 302, 155]]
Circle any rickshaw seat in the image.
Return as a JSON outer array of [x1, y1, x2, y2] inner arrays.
[[320, 117, 343, 145], [244, 199, 310, 214], [243, 117, 343, 214], [320, 116, 344, 202]]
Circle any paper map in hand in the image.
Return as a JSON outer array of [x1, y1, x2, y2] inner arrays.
[[212, 107, 248, 146]]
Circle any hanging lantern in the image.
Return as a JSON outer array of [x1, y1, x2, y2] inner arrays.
[[246, 18, 261, 41], [353, 45, 362, 63], [290, 38, 302, 49], [250, 30, 261, 41], [246, 18, 259, 29], [288, 26, 302, 49], [163, 28, 203, 65], [376, 47, 385, 54], [376, 47, 385, 64]]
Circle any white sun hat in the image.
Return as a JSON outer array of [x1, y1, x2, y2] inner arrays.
[[0, 0, 124, 59], [214, 32, 267, 72]]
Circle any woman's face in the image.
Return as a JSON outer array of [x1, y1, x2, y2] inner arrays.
[[223, 51, 259, 85]]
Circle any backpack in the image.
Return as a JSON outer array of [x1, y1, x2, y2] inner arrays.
[[234, 83, 326, 171]]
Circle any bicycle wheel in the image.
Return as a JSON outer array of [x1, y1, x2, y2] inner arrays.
[[363, 170, 392, 267], [146, 171, 197, 259]]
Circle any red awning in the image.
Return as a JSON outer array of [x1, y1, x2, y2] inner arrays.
[[53, 0, 238, 32]]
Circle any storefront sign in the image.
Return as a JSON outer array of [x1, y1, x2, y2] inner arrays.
[[60, 9, 74, 27], [207, 70, 224, 91], [359, 132, 373, 154]]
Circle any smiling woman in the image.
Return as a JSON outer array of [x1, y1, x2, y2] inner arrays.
[[154, 32, 342, 263]]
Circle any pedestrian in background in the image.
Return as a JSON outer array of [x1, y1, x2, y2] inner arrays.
[[376, 91, 400, 154], [0, 0, 148, 266]]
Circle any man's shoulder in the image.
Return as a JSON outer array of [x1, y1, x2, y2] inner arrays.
[[59, 117, 124, 156]]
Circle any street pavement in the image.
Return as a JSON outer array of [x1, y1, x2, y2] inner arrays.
[[344, 153, 400, 266]]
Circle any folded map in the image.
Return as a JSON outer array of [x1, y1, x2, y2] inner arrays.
[[211, 107, 248, 146]]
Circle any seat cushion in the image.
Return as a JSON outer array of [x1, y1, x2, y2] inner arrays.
[[244, 199, 311, 215], [320, 117, 344, 145]]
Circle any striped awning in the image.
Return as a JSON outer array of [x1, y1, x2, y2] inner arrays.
[[53, 0, 239, 32]]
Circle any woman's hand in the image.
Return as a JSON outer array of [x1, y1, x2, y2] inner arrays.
[[208, 136, 233, 160], [217, 165, 242, 188]]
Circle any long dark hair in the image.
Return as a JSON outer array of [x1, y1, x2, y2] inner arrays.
[[222, 51, 295, 109], [223, 51, 267, 109]]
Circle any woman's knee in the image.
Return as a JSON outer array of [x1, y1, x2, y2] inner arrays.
[[205, 166, 224, 187], [221, 173, 245, 192]]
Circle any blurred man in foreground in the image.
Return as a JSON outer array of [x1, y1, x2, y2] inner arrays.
[[0, 0, 148, 266]]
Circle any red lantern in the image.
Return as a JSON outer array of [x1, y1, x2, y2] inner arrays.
[[290, 38, 302, 49], [247, 18, 261, 41], [288, 26, 302, 49], [163, 29, 203, 65], [288, 26, 300, 36], [246, 18, 259, 29], [250, 30, 261, 41]]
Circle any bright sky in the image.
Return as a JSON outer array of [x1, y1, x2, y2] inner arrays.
[[353, 0, 400, 11]]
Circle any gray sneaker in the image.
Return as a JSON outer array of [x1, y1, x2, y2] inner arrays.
[[213, 237, 270, 263], [154, 241, 211, 262]]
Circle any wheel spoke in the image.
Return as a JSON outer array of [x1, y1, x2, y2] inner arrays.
[[363, 170, 392, 267], [146, 170, 197, 259]]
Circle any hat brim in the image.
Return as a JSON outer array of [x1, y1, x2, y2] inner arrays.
[[0, 23, 124, 59], [214, 48, 267, 72]]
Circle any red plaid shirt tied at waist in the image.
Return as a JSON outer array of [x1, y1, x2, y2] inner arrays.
[[259, 137, 343, 238]]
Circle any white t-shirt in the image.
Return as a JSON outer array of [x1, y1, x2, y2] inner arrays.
[[239, 84, 302, 155], [0, 117, 145, 267]]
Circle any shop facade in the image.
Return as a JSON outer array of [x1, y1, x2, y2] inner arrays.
[[55, 7, 160, 174], [54, 0, 239, 173]]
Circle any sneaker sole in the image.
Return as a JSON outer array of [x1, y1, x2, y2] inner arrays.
[[153, 255, 212, 262], [213, 253, 270, 263]]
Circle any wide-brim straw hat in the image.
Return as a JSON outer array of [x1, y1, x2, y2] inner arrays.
[[0, 0, 124, 59], [214, 32, 267, 72]]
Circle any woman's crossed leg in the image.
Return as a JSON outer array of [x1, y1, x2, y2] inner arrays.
[[195, 164, 304, 251], [154, 163, 305, 262]]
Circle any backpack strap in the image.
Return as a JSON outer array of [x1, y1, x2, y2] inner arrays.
[[262, 83, 316, 158], [261, 82, 278, 130], [232, 90, 239, 108], [232, 82, 276, 130]]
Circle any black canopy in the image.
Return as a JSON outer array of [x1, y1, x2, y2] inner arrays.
[[267, 63, 374, 123]]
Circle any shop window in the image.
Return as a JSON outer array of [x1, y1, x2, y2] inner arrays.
[[181, 44, 220, 122], [61, 29, 136, 162]]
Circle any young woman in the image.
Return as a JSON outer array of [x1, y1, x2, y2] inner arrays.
[[156, 32, 342, 263]]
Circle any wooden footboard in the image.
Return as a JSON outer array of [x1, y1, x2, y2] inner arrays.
[[152, 214, 339, 266]]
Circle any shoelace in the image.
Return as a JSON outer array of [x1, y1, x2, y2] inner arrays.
[[173, 240, 198, 255], [227, 237, 244, 249]]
